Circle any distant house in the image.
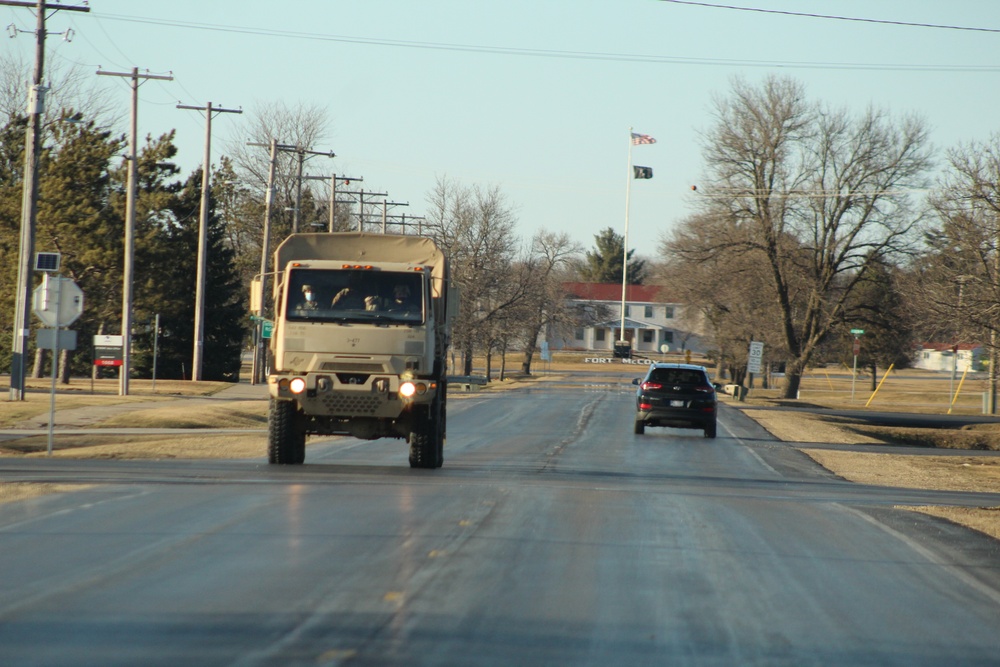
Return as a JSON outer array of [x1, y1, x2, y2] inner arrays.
[[546, 282, 708, 355], [912, 343, 984, 372]]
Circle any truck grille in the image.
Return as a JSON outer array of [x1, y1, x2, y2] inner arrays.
[[320, 393, 383, 415], [321, 362, 385, 372]]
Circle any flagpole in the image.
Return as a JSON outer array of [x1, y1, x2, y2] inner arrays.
[[621, 127, 633, 345]]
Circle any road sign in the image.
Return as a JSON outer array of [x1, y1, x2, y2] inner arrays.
[[261, 319, 274, 339], [747, 341, 764, 374], [37, 329, 77, 351], [853, 338, 861, 356], [850, 328, 865, 335], [32, 276, 83, 327], [93, 334, 124, 367]]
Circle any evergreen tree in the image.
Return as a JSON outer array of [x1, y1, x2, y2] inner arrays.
[[841, 259, 915, 389], [34, 115, 126, 376], [132, 164, 246, 381], [578, 227, 646, 284]]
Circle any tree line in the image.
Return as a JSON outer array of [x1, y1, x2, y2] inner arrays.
[[0, 58, 599, 383], [4, 62, 993, 403], [658, 75, 1000, 408]]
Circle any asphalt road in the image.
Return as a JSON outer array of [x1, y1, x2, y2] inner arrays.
[[2, 384, 1000, 666]]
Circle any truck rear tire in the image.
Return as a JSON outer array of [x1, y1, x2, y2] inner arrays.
[[269, 399, 305, 465]]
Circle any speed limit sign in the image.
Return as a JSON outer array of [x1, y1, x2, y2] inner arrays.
[[747, 341, 764, 374]]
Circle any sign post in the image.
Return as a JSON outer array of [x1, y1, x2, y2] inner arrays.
[[850, 329, 865, 401], [32, 274, 84, 456], [747, 341, 764, 394]]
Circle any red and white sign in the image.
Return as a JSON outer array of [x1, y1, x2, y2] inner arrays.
[[93, 334, 124, 367]]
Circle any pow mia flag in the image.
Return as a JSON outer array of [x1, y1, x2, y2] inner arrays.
[[633, 166, 653, 179]]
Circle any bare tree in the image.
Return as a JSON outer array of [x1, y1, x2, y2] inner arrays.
[[0, 52, 123, 131], [518, 231, 581, 374], [424, 176, 522, 376], [222, 100, 333, 290], [659, 211, 785, 384], [691, 75, 932, 398], [918, 135, 1000, 411]]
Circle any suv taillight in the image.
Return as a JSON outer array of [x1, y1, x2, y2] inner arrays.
[[694, 385, 714, 393], [641, 381, 662, 391]]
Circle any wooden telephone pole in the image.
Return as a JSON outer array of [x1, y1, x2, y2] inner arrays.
[[177, 102, 242, 381], [4, 0, 89, 400]]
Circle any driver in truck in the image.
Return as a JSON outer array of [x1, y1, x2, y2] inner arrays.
[[386, 283, 419, 315], [331, 273, 378, 311]]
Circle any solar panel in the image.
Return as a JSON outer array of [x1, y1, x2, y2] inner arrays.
[[35, 252, 60, 272]]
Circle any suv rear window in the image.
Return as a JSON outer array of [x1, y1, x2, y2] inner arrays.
[[648, 369, 705, 385]]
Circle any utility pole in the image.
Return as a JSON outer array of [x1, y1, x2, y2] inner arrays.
[[380, 200, 409, 233], [177, 102, 242, 382], [5, 0, 90, 401], [246, 141, 334, 382], [298, 174, 363, 232], [97, 67, 173, 396], [349, 189, 388, 231], [290, 147, 336, 233], [250, 139, 280, 385], [329, 174, 362, 232], [380, 212, 426, 235]]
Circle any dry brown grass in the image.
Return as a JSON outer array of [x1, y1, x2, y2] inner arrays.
[[19, 433, 266, 460], [0, 378, 232, 428]]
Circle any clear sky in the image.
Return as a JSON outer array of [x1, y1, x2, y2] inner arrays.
[[5, 1, 1000, 258]]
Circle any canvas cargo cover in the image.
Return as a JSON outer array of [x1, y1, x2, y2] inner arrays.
[[274, 232, 448, 293]]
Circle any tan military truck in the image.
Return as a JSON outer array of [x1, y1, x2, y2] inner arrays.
[[264, 232, 456, 468]]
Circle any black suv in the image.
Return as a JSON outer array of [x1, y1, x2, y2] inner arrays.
[[632, 363, 717, 438]]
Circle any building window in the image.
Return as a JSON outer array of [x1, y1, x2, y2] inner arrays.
[[642, 330, 653, 343], [624, 305, 630, 317], [644, 305, 653, 318], [575, 328, 584, 341], [596, 328, 606, 342], [664, 306, 674, 319], [662, 331, 674, 344]]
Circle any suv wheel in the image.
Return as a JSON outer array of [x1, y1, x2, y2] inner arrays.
[[634, 419, 645, 435], [704, 421, 717, 439]]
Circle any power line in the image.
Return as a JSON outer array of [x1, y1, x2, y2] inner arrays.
[[658, 1, 1000, 34], [87, 12, 1000, 73]]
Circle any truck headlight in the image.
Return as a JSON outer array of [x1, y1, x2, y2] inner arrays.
[[399, 381, 416, 398], [289, 377, 307, 394]]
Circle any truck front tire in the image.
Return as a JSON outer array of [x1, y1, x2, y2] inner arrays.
[[408, 396, 444, 469], [269, 399, 306, 464]]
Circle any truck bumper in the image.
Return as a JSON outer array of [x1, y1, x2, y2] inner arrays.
[[268, 371, 438, 419]]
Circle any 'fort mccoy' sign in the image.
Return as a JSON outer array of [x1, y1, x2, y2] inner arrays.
[[584, 357, 654, 364]]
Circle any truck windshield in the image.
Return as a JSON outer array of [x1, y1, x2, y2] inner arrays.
[[286, 268, 425, 324]]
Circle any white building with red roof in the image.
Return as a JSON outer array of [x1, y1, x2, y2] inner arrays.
[[550, 282, 708, 356]]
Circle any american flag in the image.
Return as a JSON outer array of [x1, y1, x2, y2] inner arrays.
[[631, 132, 656, 145]]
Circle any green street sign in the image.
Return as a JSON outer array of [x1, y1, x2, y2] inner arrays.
[[850, 328, 865, 335], [261, 320, 274, 339]]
